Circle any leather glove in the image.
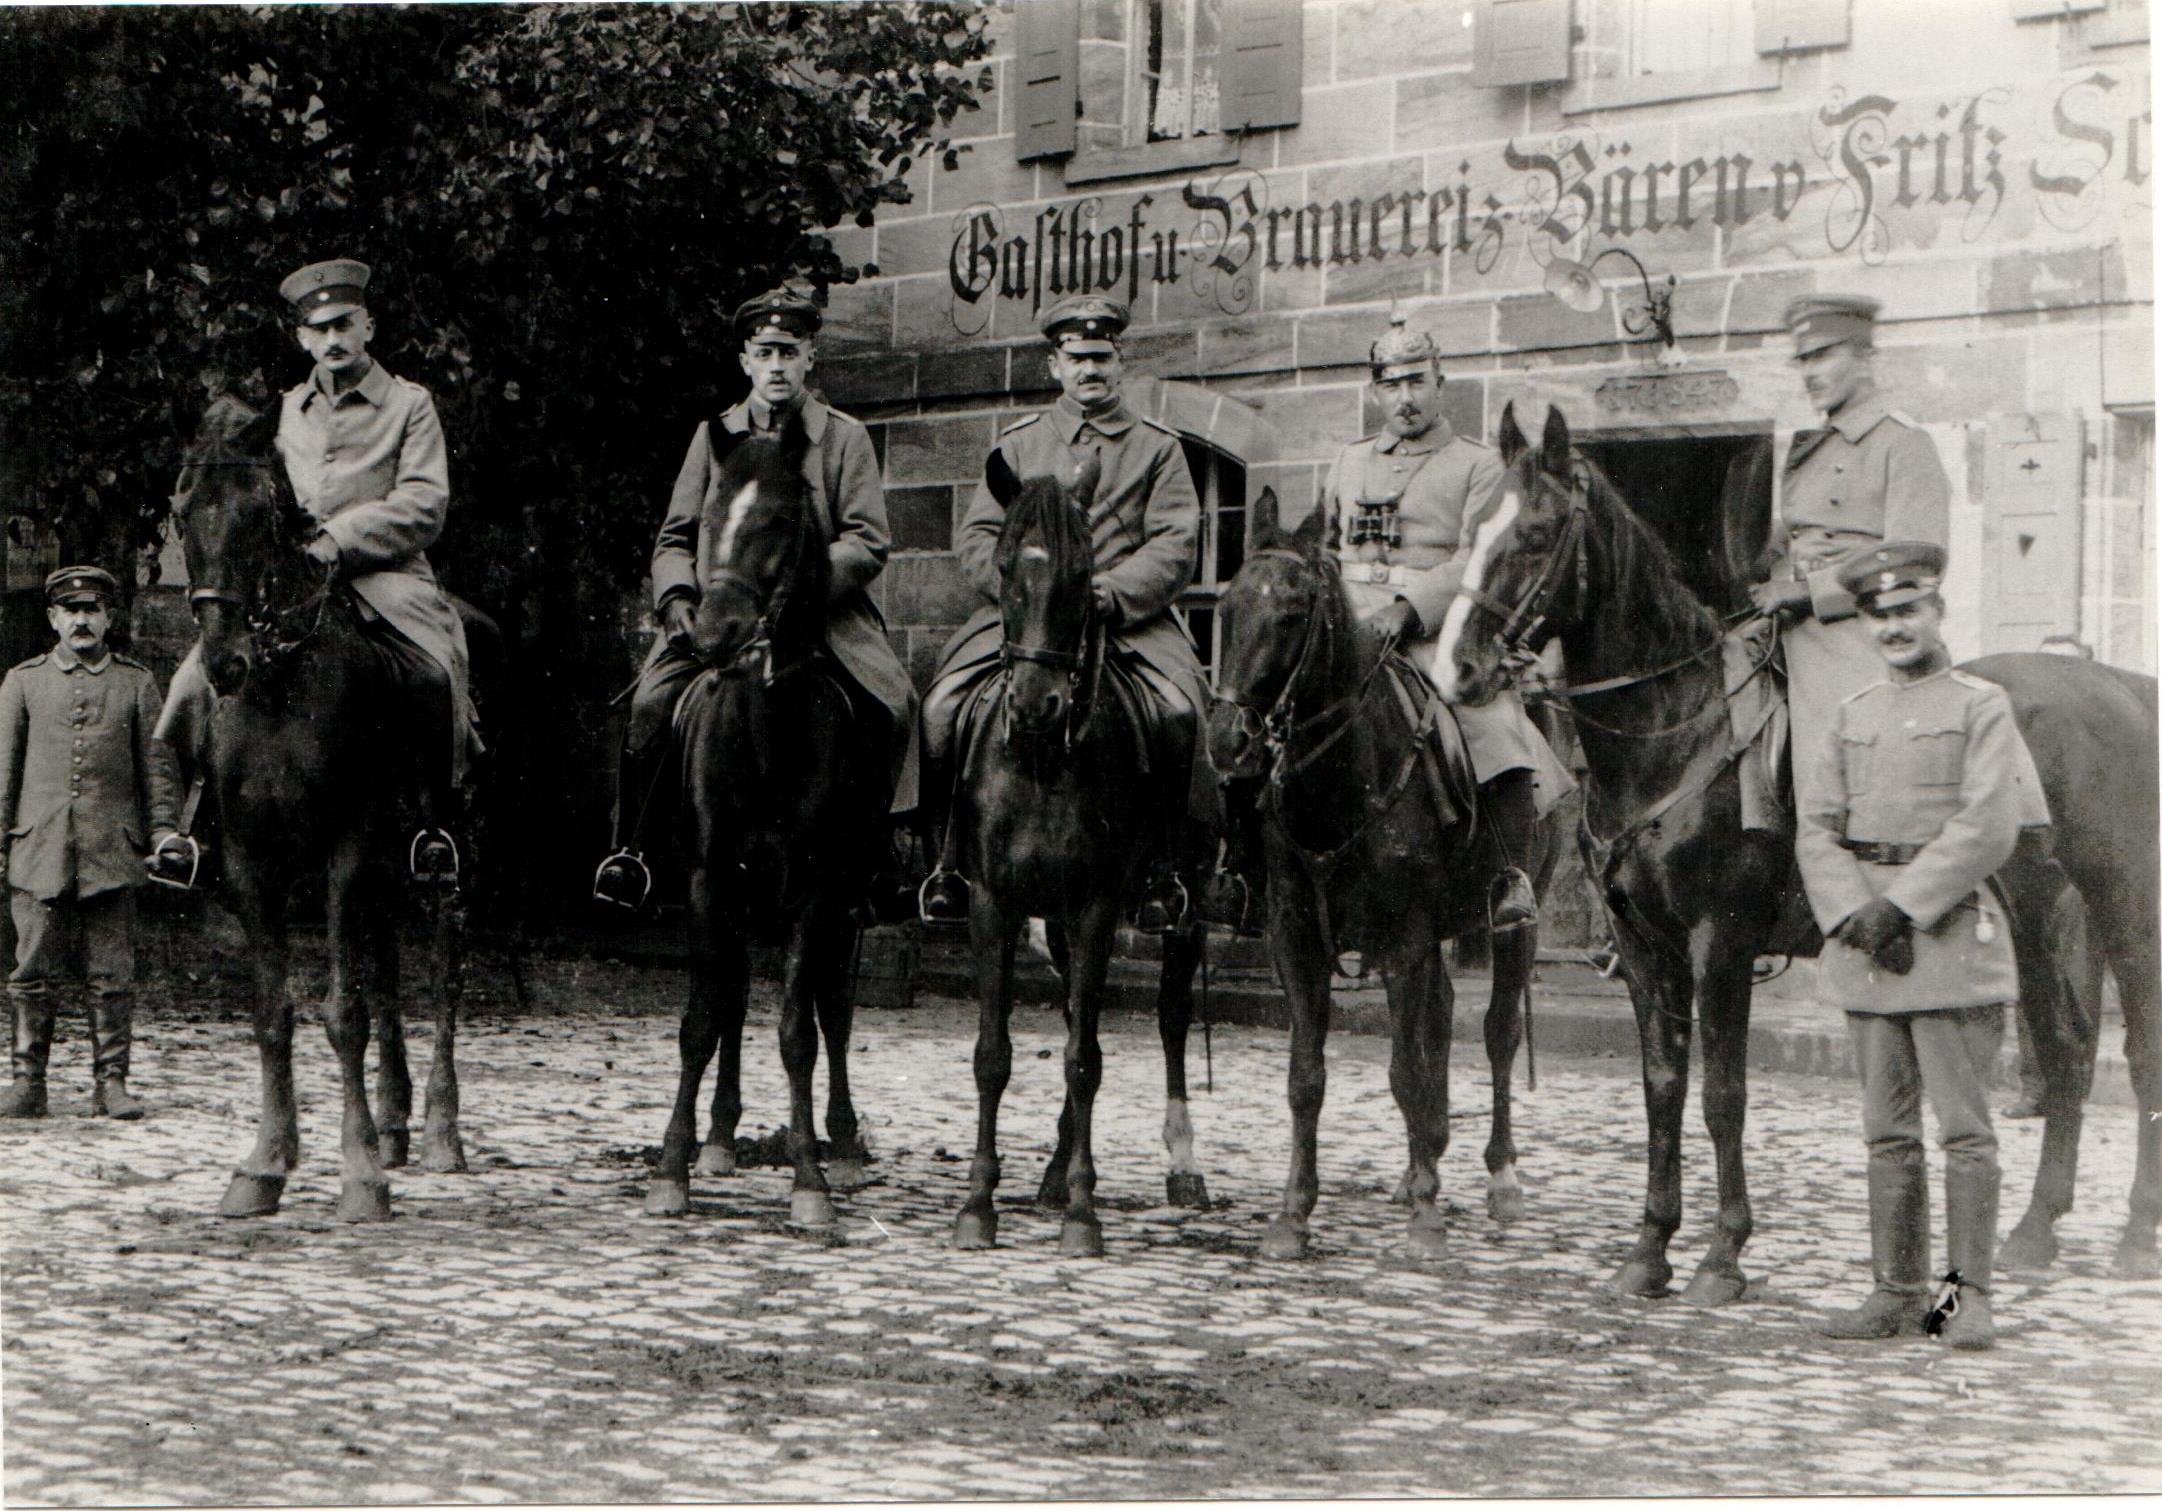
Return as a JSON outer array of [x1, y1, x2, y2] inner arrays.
[[1090, 581, 1122, 628], [1747, 577, 1811, 623], [1835, 896, 1911, 956], [660, 595, 698, 651], [1374, 597, 1422, 648], [1872, 927, 1916, 976]]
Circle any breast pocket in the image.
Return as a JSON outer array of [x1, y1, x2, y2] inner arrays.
[[1907, 723, 1968, 788], [1837, 729, 1877, 796]]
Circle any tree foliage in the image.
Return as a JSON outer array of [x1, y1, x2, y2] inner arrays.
[[0, 3, 992, 910]]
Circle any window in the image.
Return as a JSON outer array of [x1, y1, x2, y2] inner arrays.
[[1625, 0, 1755, 77], [1545, 0, 1848, 112], [1175, 437, 1247, 680], [1131, 0, 1224, 145]]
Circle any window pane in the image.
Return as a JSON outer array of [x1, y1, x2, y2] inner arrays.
[[1628, 0, 1753, 75]]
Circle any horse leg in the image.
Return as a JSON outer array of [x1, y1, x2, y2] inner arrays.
[[371, 909, 412, 1170], [1262, 888, 1332, 1261], [2000, 853, 2087, 1271], [323, 845, 392, 1223], [219, 866, 300, 1218], [1158, 924, 1210, 1208], [1608, 909, 1688, 1298], [1055, 898, 1118, 1258], [694, 956, 747, 1180], [418, 874, 468, 1173], [1035, 923, 1076, 1211], [1680, 926, 1755, 1306], [956, 893, 1019, 1250], [815, 915, 869, 1192], [646, 866, 735, 1216], [1483, 926, 1531, 1223], [2100, 902, 2162, 1279], [1387, 945, 1453, 1260], [778, 903, 837, 1229]]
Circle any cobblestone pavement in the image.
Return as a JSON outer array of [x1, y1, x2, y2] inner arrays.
[[4, 960, 2159, 1503]]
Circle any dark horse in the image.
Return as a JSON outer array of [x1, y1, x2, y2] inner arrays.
[[951, 455, 1209, 1257], [174, 396, 469, 1221], [1205, 490, 1547, 1260], [1441, 401, 2159, 1295], [642, 412, 880, 1227]]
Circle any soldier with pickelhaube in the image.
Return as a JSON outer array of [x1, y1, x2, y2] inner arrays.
[[0, 567, 181, 1120], [592, 286, 919, 913], [1318, 311, 1574, 929]]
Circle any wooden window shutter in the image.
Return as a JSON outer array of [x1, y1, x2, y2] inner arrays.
[[1755, 0, 1850, 53], [1220, 0, 1305, 131], [1981, 413, 2084, 653], [1013, 0, 1079, 162], [1472, 0, 1572, 87], [2009, 0, 2105, 18]]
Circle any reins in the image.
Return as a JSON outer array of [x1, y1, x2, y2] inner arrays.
[[176, 452, 335, 674]]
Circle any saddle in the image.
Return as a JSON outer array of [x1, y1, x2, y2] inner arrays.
[[1720, 629, 1824, 958], [952, 650, 1155, 778], [1379, 653, 1480, 837]]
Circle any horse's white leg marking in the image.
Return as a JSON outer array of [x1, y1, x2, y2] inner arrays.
[[1430, 486, 1521, 700], [1163, 1096, 1201, 1176], [712, 479, 760, 570], [1488, 1161, 1523, 1199]]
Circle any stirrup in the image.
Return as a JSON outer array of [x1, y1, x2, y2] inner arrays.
[[1134, 873, 1191, 935], [917, 866, 968, 925], [410, 828, 461, 887], [593, 848, 653, 912], [144, 836, 202, 892], [1489, 867, 1538, 934]]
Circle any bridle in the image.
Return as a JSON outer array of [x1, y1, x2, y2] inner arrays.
[[173, 452, 333, 670], [998, 589, 1102, 753], [1451, 462, 1593, 670], [703, 490, 817, 687]]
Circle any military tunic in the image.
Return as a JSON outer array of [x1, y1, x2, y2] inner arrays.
[[635, 394, 918, 808], [926, 397, 1213, 813], [1319, 422, 1574, 812]]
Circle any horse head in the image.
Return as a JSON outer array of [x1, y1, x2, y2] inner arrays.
[[172, 395, 308, 695], [1206, 486, 1337, 781], [693, 410, 830, 677], [1434, 401, 1590, 706], [992, 450, 1099, 743]]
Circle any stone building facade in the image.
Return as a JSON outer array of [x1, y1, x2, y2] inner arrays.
[[814, 0, 2153, 686]]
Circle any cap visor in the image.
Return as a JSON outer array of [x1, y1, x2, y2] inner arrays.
[[299, 301, 363, 327], [1860, 586, 1934, 612], [53, 594, 107, 608], [1056, 338, 1118, 356], [1373, 360, 1438, 381]]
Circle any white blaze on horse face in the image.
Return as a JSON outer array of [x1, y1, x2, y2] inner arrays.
[[713, 479, 761, 572], [1431, 482, 1522, 699]]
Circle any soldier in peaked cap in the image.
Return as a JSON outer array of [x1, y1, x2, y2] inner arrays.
[[147, 257, 478, 889], [1797, 540, 2023, 1351], [0, 567, 181, 1121], [915, 292, 1217, 931], [592, 285, 919, 915], [1317, 311, 1575, 930], [1749, 295, 2047, 835]]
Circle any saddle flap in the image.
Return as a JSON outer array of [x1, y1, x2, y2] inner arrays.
[[1381, 654, 1475, 833], [1723, 629, 1791, 833]]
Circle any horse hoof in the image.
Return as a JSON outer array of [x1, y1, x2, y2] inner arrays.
[[1165, 1171, 1210, 1208], [1407, 1220, 1448, 1260], [1487, 1186, 1527, 1223], [1680, 1267, 1748, 1307], [336, 1180, 394, 1224], [1260, 1219, 1311, 1261], [1605, 1258, 1673, 1298], [643, 1179, 690, 1218], [829, 1159, 870, 1192], [217, 1172, 286, 1219], [379, 1130, 411, 1169], [790, 1189, 838, 1228], [2111, 1240, 2162, 1281], [694, 1144, 737, 1179], [953, 1210, 998, 1250], [418, 1135, 468, 1174], [1998, 1223, 2060, 1273], [1058, 1217, 1105, 1258]]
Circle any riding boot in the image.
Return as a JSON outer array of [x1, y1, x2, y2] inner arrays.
[[1821, 1160, 1931, 1338], [1937, 1165, 2000, 1351], [594, 742, 663, 913], [0, 991, 53, 1119], [88, 994, 143, 1121], [1134, 804, 1195, 936], [1482, 769, 1540, 932]]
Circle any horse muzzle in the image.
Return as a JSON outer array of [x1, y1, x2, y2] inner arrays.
[[1205, 700, 1267, 780]]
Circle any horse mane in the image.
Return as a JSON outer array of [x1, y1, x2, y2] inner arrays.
[[995, 471, 1093, 594]]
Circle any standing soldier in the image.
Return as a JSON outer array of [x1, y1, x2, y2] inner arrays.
[[1799, 542, 2021, 1351], [1320, 312, 1573, 928], [0, 568, 181, 1120], [146, 257, 476, 887], [592, 287, 918, 913], [917, 294, 1214, 930]]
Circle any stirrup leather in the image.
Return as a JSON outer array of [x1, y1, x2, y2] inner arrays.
[[144, 836, 202, 892], [593, 848, 653, 911], [411, 828, 461, 885]]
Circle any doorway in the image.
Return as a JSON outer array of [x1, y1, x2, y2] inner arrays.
[[1572, 427, 1775, 614]]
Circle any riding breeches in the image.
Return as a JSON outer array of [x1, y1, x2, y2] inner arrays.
[[1846, 1006, 2004, 1182], [8, 888, 134, 1003]]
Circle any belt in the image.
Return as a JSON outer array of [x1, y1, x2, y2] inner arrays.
[[1341, 560, 1423, 589], [1839, 838, 1924, 865]]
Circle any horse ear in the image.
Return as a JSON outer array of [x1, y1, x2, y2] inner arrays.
[[1072, 452, 1102, 512], [1291, 499, 1327, 554], [1540, 403, 1572, 469], [1496, 402, 1528, 466], [1250, 486, 1282, 547], [986, 448, 1021, 506]]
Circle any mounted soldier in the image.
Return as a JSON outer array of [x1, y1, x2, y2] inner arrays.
[[146, 258, 474, 887], [1319, 312, 1573, 929], [592, 287, 919, 914], [917, 294, 1215, 931]]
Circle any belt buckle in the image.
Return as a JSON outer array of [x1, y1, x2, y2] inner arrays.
[[1367, 563, 1391, 585]]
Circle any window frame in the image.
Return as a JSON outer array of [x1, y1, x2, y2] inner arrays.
[[1174, 435, 1248, 684], [1562, 0, 1785, 114]]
